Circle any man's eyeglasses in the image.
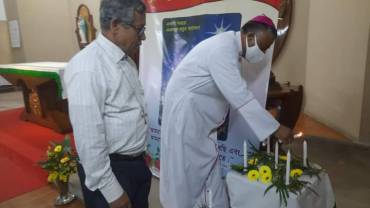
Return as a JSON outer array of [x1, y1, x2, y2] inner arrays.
[[125, 23, 146, 37]]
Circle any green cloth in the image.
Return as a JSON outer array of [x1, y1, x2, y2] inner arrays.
[[0, 67, 63, 98]]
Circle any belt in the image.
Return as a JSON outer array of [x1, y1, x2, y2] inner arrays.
[[109, 152, 145, 162]]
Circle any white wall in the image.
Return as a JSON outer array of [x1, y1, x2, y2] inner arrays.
[[15, 0, 77, 62], [0, 0, 11, 85], [0, 0, 6, 21], [304, 0, 370, 140], [360, 25, 370, 144]]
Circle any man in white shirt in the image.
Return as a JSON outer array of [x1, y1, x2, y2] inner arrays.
[[64, 0, 150, 208], [160, 15, 293, 208]]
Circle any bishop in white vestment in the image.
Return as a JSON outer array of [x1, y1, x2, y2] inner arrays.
[[160, 15, 292, 208]]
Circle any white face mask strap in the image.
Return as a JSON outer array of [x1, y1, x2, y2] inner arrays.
[[245, 35, 249, 49], [245, 34, 259, 49], [253, 35, 259, 49]]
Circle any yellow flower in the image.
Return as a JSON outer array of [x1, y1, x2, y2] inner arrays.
[[47, 172, 58, 182], [259, 165, 272, 176], [247, 170, 260, 182], [60, 156, 70, 163], [261, 173, 273, 184], [248, 158, 258, 165], [280, 156, 287, 161], [54, 145, 62, 153], [59, 174, 68, 182], [290, 169, 303, 178]]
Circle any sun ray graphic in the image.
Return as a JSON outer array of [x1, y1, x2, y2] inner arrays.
[[207, 19, 231, 35]]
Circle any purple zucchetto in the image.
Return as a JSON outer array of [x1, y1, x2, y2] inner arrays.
[[249, 15, 276, 30]]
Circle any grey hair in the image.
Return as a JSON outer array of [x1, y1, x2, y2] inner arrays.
[[100, 0, 146, 31]]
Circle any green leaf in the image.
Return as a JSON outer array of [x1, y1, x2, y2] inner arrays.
[[264, 184, 274, 196]]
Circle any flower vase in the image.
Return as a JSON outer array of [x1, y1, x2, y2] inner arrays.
[[55, 180, 76, 205]]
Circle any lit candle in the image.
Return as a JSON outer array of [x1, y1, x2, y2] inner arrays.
[[275, 142, 279, 169], [243, 140, 248, 169], [208, 189, 213, 208], [303, 140, 307, 167], [267, 137, 271, 154], [294, 132, 303, 139], [285, 150, 291, 185]]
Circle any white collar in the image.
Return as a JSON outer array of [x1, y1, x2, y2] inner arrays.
[[96, 33, 127, 63]]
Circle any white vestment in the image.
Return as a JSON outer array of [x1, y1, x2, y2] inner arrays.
[[160, 31, 279, 208]]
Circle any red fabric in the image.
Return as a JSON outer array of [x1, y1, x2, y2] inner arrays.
[[143, 0, 280, 13], [143, 0, 220, 13], [255, 0, 281, 9], [0, 108, 70, 202]]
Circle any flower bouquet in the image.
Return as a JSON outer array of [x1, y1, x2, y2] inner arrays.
[[39, 136, 78, 205], [231, 140, 322, 207]]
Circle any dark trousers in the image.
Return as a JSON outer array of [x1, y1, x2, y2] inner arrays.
[[77, 154, 152, 208]]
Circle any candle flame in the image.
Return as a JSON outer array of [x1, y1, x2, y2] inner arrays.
[[293, 132, 303, 139]]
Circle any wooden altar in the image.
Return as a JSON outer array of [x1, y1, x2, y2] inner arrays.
[[0, 62, 72, 133]]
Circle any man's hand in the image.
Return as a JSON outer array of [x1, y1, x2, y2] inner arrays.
[[274, 125, 293, 144], [109, 193, 131, 208]]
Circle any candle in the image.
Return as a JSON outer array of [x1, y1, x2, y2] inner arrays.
[[267, 137, 270, 154], [275, 142, 279, 169], [303, 140, 307, 167], [208, 189, 213, 208], [243, 140, 248, 169], [285, 150, 291, 185]]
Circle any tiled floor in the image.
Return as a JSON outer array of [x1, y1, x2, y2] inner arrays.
[[0, 90, 369, 208], [0, 90, 23, 111]]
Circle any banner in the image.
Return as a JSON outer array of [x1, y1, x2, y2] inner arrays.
[[144, 0, 221, 13], [144, 0, 281, 12], [140, 0, 279, 176]]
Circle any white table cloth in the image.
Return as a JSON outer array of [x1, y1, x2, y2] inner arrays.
[[226, 170, 335, 208], [0, 62, 67, 98]]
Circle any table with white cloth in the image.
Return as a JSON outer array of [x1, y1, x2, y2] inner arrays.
[[0, 62, 71, 133], [226, 170, 336, 208]]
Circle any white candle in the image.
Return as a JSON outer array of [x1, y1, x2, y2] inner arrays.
[[243, 140, 248, 169], [285, 150, 291, 185], [303, 140, 307, 167], [267, 137, 271, 154], [275, 142, 279, 169], [208, 189, 213, 208]]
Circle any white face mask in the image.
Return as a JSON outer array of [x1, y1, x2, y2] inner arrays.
[[244, 35, 265, 63]]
